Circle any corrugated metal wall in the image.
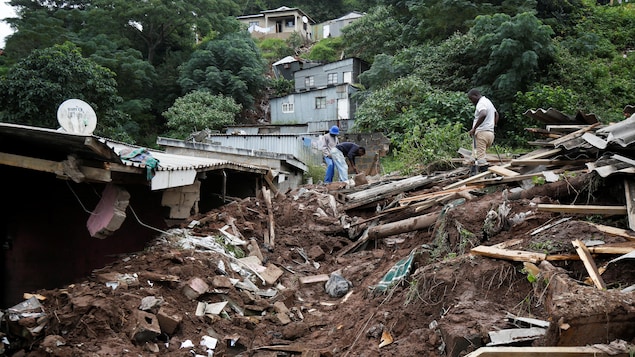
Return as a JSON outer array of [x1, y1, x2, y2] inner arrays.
[[206, 134, 323, 166]]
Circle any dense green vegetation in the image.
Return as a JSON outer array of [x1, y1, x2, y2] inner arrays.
[[0, 0, 634, 168]]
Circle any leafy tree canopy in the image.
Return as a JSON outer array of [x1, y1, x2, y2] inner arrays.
[[353, 75, 474, 149], [341, 5, 404, 62], [163, 90, 242, 139], [178, 32, 267, 111], [0, 42, 127, 130]]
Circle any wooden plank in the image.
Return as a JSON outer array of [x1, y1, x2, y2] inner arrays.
[[470, 245, 547, 263], [546, 124, 591, 132], [587, 242, 635, 255], [0, 152, 112, 183], [624, 178, 635, 230], [465, 346, 618, 357], [264, 171, 279, 195], [262, 187, 275, 247], [549, 122, 601, 147], [488, 165, 519, 177], [572, 239, 606, 289], [510, 159, 592, 166], [578, 221, 635, 241], [299, 274, 330, 284], [445, 148, 563, 190], [536, 204, 626, 215], [492, 238, 524, 249]]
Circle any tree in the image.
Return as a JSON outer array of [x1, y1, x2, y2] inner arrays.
[[341, 5, 404, 62], [163, 90, 241, 139], [0, 42, 131, 141], [353, 75, 474, 148], [178, 32, 267, 111], [468, 12, 555, 108], [90, 0, 241, 65]]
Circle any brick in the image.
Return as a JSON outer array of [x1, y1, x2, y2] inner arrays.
[[156, 307, 182, 335], [182, 277, 209, 300], [130, 310, 161, 343]]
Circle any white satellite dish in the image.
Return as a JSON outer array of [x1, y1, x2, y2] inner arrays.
[[57, 99, 97, 135], [302, 16, 308, 24]]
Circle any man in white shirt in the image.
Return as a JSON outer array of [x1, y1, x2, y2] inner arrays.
[[467, 89, 498, 168]]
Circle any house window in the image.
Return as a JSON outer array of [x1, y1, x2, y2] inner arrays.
[[282, 102, 294, 113], [327, 73, 338, 85], [248, 21, 260, 27], [285, 18, 295, 27], [305, 76, 314, 88], [315, 97, 326, 109]]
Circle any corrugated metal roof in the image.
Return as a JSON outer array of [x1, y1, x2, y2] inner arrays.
[[524, 108, 599, 125], [593, 115, 635, 147], [106, 141, 267, 173]]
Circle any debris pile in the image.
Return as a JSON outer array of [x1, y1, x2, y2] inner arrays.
[[2, 118, 635, 356]]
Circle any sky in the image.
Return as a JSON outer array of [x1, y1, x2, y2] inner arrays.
[[0, 1, 16, 48]]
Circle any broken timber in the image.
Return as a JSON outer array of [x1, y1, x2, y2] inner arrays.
[[571, 239, 606, 289], [536, 204, 627, 215], [338, 174, 436, 210], [262, 187, 275, 248], [470, 245, 547, 263], [465, 346, 625, 357]]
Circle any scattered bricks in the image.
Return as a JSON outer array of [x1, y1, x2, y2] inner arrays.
[[156, 306, 182, 335], [182, 277, 209, 300], [211, 275, 233, 289], [261, 264, 284, 286], [273, 301, 291, 325], [307, 246, 325, 261], [130, 310, 161, 344]]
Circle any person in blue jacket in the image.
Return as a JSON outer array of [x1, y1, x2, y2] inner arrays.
[[331, 142, 366, 181], [320, 126, 340, 183]]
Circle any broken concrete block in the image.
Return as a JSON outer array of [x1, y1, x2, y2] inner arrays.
[[307, 246, 325, 261], [87, 183, 130, 239], [130, 310, 161, 344], [211, 275, 233, 289], [261, 264, 284, 286], [157, 306, 182, 335], [182, 277, 209, 300]]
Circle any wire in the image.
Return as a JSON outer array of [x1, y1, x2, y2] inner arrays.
[[66, 181, 97, 215], [127, 204, 170, 236]]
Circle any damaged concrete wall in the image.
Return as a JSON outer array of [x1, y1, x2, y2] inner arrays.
[[0, 166, 166, 308]]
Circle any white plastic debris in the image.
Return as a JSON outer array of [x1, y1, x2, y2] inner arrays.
[[180, 340, 194, 348]]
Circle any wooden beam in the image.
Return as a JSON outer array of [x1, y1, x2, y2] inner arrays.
[[465, 346, 619, 357], [488, 165, 519, 177], [588, 243, 635, 255], [0, 152, 63, 174], [578, 221, 635, 241], [445, 148, 563, 190], [624, 178, 635, 230], [470, 245, 547, 263], [262, 187, 275, 248], [510, 159, 592, 166], [536, 204, 627, 215], [571, 239, 606, 290], [548, 122, 601, 147], [299, 274, 330, 284], [0, 152, 111, 183]]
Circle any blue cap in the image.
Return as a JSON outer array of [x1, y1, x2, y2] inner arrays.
[[329, 126, 340, 135]]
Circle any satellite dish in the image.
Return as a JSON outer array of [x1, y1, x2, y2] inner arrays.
[[302, 16, 308, 24], [57, 99, 97, 135]]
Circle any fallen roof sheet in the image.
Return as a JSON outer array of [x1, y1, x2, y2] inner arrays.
[[524, 108, 599, 126]]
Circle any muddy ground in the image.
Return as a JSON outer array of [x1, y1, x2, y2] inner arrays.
[[3, 168, 635, 356]]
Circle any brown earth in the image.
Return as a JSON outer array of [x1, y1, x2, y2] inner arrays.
[[3, 170, 635, 356]]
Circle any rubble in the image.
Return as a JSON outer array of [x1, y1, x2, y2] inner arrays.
[[2, 119, 635, 356]]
